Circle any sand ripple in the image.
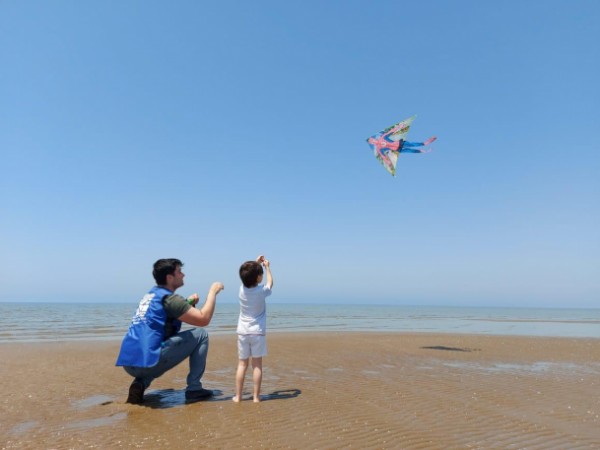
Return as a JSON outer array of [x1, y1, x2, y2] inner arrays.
[[1, 334, 599, 449]]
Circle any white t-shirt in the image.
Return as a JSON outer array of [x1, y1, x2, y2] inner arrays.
[[237, 284, 272, 335]]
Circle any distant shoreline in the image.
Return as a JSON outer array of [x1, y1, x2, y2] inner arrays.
[[1, 300, 599, 310], [1, 303, 599, 344]]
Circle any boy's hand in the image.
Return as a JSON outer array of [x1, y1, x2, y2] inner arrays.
[[257, 255, 270, 267], [210, 282, 225, 294]]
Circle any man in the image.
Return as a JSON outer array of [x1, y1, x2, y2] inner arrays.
[[116, 258, 224, 404]]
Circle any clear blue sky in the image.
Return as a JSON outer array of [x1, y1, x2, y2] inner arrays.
[[1, 1, 598, 307]]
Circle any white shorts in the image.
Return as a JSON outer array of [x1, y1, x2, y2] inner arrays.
[[237, 334, 267, 359]]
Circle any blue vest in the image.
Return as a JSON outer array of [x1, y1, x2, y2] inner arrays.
[[115, 286, 183, 367]]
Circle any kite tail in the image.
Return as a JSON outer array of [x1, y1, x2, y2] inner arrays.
[[423, 136, 437, 146]]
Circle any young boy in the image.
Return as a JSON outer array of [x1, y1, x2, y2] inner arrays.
[[233, 255, 273, 403]]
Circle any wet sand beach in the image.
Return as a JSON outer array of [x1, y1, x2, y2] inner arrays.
[[1, 333, 599, 449]]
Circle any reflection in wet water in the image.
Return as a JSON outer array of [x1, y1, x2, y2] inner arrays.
[[11, 420, 38, 434], [64, 412, 127, 430], [72, 394, 114, 409], [441, 360, 600, 375]]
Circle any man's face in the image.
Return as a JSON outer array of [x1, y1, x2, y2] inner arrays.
[[169, 266, 185, 290]]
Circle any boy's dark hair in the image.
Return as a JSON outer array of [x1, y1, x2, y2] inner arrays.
[[239, 261, 263, 288], [153, 259, 183, 285]]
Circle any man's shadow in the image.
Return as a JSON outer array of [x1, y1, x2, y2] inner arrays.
[[141, 388, 301, 409]]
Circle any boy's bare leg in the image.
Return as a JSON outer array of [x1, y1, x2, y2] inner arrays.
[[233, 358, 249, 402], [251, 357, 263, 403]]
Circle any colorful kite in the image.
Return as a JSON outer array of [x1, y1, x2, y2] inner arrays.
[[366, 116, 436, 176]]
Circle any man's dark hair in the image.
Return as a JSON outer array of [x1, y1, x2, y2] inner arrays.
[[239, 261, 263, 288], [153, 259, 183, 285]]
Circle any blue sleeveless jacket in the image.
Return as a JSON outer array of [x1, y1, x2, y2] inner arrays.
[[115, 286, 183, 367]]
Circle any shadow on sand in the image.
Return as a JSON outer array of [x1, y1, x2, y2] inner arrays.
[[421, 345, 481, 352], [140, 388, 301, 409]]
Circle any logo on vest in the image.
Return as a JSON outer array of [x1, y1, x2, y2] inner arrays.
[[131, 293, 154, 325]]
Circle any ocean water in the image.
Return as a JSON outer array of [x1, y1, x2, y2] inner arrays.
[[0, 302, 598, 343]]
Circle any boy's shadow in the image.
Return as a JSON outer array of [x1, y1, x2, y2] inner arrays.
[[262, 389, 302, 401], [141, 388, 301, 409]]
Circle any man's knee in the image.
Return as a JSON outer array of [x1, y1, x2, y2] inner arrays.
[[190, 327, 209, 343]]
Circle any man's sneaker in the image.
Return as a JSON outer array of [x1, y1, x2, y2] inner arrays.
[[126, 380, 145, 404], [185, 388, 214, 403]]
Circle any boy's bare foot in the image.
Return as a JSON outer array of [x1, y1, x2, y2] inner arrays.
[[253, 396, 261, 403], [232, 396, 241, 403]]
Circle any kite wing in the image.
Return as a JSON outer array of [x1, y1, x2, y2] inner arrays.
[[382, 115, 416, 142]]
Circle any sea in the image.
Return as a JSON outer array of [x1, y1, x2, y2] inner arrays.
[[0, 302, 600, 344], [1, 302, 599, 344]]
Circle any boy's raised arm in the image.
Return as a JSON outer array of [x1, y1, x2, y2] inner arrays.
[[264, 259, 273, 289]]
